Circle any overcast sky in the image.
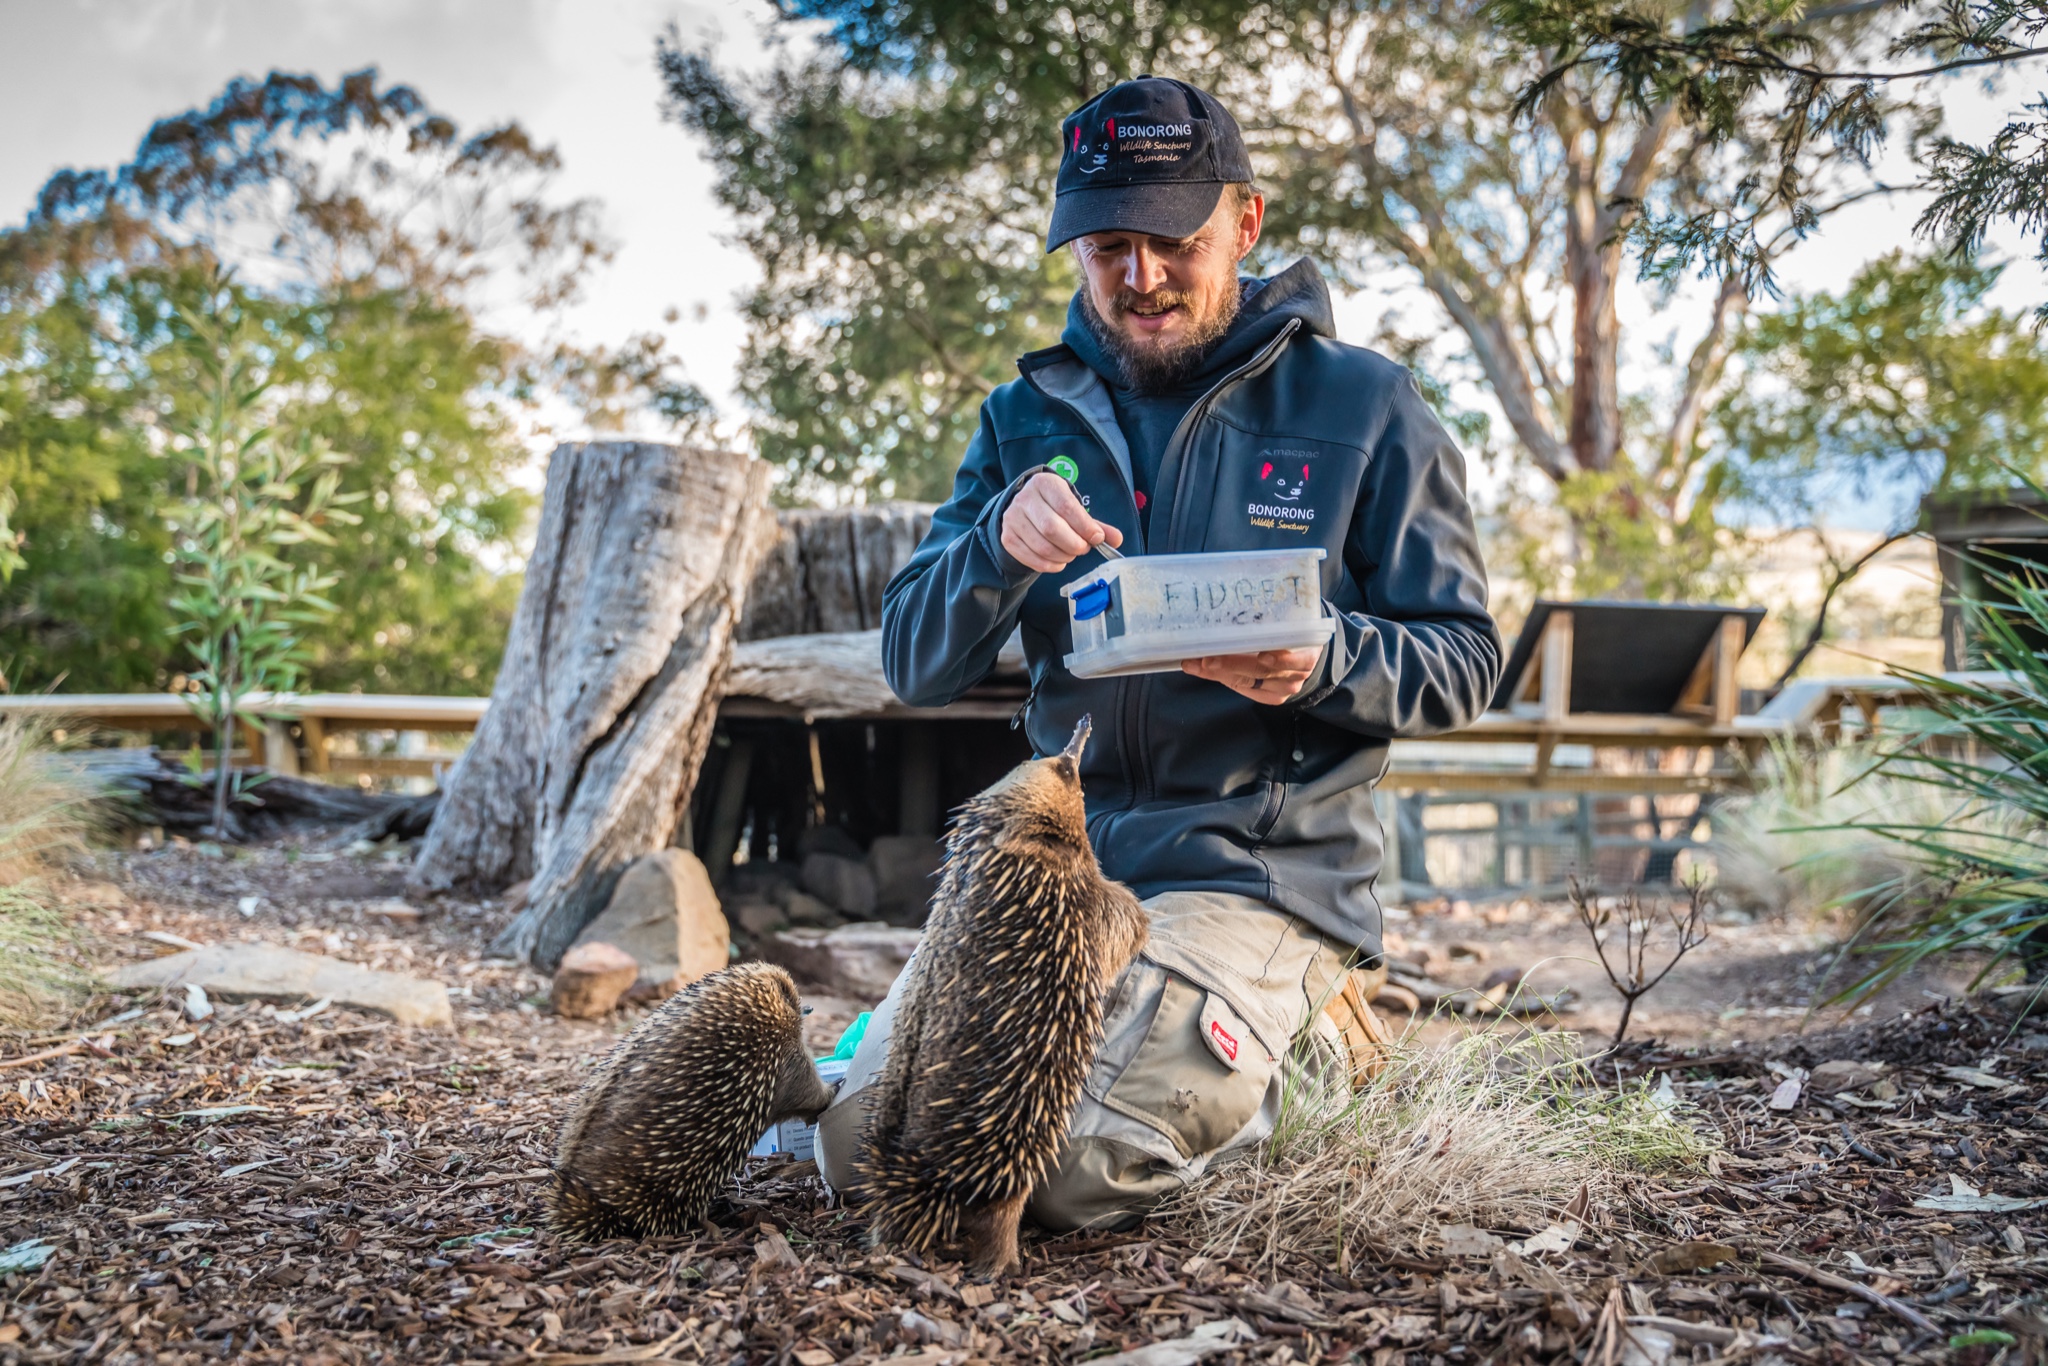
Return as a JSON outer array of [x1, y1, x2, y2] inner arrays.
[[2, 0, 2040, 528]]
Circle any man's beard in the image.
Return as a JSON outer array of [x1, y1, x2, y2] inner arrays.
[[1079, 279, 1242, 394]]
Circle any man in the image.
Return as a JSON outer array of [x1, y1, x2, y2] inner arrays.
[[815, 76, 1502, 1231]]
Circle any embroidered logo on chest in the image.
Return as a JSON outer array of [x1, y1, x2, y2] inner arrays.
[[1246, 448, 1319, 529]]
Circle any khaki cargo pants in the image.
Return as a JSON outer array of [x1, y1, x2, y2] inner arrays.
[[815, 890, 1389, 1233]]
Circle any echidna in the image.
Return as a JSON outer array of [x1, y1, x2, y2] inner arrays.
[[854, 715, 1148, 1275], [549, 962, 835, 1241]]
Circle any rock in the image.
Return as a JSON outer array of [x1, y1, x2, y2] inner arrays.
[[1808, 1059, 1888, 1093], [778, 890, 839, 927], [761, 923, 919, 999], [110, 943, 452, 1027], [1446, 941, 1488, 962], [801, 852, 877, 919], [797, 825, 865, 861], [1480, 964, 1526, 992], [570, 849, 729, 996], [727, 861, 800, 899], [867, 835, 943, 923], [551, 942, 641, 1019], [733, 900, 788, 937]]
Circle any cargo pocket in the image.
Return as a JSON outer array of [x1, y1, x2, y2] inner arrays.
[[1097, 975, 1274, 1161]]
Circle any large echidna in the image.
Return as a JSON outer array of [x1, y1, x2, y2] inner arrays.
[[854, 715, 1148, 1275], [549, 962, 835, 1241]]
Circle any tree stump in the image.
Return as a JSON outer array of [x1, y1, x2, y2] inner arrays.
[[408, 441, 773, 967], [740, 503, 933, 639]]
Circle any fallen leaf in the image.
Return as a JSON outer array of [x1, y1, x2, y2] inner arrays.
[[1937, 1066, 2011, 1090], [958, 1283, 994, 1308], [0, 1239, 53, 1273], [1514, 1222, 1580, 1256], [1647, 1242, 1738, 1274], [791, 1350, 835, 1366], [1913, 1175, 2048, 1213], [1082, 1318, 1256, 1366], [162, 1032, 197, 1047], [1768, 1077, 1801, 1111], [1441, 1224, 1505, 1257]]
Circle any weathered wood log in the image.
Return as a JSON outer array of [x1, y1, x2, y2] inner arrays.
[[408, 442, 773, 968], [72, 750, 437, 843], [722, 628, 1028, 718], [740, 503, 934, 639]]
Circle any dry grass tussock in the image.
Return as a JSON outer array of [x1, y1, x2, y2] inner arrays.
[[1162, 1029, 1711, 1270], [0, 714, 103, 1030]]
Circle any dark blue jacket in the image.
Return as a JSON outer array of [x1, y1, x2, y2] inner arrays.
[[879, 260, 1501, 960]]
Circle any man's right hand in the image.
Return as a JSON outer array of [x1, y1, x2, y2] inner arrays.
[[1000, 470, 1124, 574]]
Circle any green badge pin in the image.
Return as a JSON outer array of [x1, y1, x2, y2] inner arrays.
[[1048, 455, 1081, 483]]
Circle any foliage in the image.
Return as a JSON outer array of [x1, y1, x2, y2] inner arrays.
[[164, 272, 360, 835], [1825, 541, 2048, 1001], [1490, 0, 2039, 291], [1, 69, 704, 694], [0, 715, 100, 1030], [665, 1, 1908, 579], [0, 487, 22, 583], [1712, 251, 2048, 681]]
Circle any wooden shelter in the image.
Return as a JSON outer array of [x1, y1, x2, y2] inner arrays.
[[1923, 484, 2048, 670]]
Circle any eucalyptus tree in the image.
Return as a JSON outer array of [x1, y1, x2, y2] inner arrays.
[[664, 1, 1917, 594]]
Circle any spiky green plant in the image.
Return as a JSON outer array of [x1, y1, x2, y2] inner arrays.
[[1824, 533, 2048, 1001]]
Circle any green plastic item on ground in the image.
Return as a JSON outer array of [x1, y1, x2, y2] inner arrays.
[[825, 1012, 871, 1062]]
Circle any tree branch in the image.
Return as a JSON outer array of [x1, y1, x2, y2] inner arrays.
[[1667, 266, 1750, 471], [1772, 526, 1923, 688]]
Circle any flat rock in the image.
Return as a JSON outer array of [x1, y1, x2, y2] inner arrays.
[[866, 835, 942, 924], [801, 852, 877, 919], [761, 923, 919, 1000], [552, 942, 640, 1020], [109, 943, 452, 1028], [733, 900, 788, 937], [573, 849, 729, 995]]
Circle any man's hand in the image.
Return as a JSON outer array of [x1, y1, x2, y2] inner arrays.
[[1001, 471, 1123, 573], [1183, 647, 1323, 705]]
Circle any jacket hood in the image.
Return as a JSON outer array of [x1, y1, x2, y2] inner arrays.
[[1060, 257, 1337, 391]]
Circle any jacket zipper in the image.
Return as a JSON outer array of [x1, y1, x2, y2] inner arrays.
[[1013, 373, 1143, 810], [1138, 318, 1307, 807]]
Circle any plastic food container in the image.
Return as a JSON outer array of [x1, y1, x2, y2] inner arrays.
[[1061, 548, 1333, 679], [748, 1055, 851, 1161]]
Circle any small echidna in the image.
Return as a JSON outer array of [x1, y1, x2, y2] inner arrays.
[[854, 715, 1148, 1275], [549, 962, 835, 1241]]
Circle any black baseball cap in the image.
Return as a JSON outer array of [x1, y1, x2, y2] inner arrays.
[[1046, 77, 1254, 253]]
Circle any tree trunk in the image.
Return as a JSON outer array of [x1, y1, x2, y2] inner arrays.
[[409, 442, 773, 969]]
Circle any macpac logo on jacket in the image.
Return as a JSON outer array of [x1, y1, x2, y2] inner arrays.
[[879, 260, 1502, 962]]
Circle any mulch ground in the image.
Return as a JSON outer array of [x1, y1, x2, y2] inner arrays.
[[2, 845, 2044, 1364]]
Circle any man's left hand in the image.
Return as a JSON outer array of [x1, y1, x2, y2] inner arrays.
[[1182, 647, 1323, 705]]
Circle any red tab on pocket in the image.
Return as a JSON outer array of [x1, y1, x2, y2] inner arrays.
[[1209, 1019, 1239, 1060]]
